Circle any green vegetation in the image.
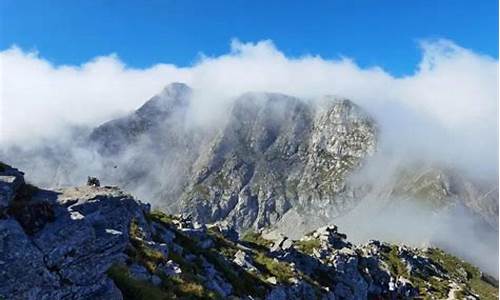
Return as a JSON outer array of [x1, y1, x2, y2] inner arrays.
[[380, 246, 449, 299], [295, 238, 321, 255], [108, 264, 218, 300], [381, 245, 408, 277], [426, 248, 498, 300], [146, 210, 266, 298], [468, 277, 498, 300], [107, 264, 170, 300], [206, 227, 238, 258], [147, 210, 177, 226], [253, 252, 294, 283], [128, 219, 166, 273], [162, 275, 219, 300], [380, 246, 499, 300], [213, 173, 231, 190], [241, 231, 273, 249], [123, 216, 219, 299]]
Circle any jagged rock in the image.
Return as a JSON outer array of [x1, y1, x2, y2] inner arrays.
[[0, 166, 152, 299], [271, 235, 293, 252], [181, 93, 376, 231], [82, 85, 377, 232], [0, 218, 61, 299], [233, 250, 256, 271], [158, 260, 182, 276], [266, 276, 278, 285], [398, 246, 445, 278], [208, 220, 239, 241]]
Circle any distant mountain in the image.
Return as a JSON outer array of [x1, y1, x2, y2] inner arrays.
[[88, 83, 377, 230], [1, 162, 497, 299], [87, 83, 497, 235]]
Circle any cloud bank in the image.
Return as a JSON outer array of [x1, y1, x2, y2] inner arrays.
[[1, 39, 497, 177]]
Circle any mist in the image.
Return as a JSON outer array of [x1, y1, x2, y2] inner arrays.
[[1, 39, 497, 178], [333, 194, 499, 277], [0, 39, 498, 276]]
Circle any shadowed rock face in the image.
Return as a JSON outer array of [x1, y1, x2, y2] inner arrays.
[[1, 163, 496, 300]]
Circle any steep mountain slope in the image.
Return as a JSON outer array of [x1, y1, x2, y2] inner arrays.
[[88, 84, 376, 230], [90, 82, 192, 156], [88, 83, 211, 207], [179, 92, 376, 229], [1, 163, 497, 299], [86, 83, 497, 235]]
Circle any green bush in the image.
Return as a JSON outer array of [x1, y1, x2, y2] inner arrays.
[[107, 265, 170, 300]]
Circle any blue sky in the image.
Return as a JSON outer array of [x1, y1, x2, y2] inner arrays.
[[0, 0, 498, 76]]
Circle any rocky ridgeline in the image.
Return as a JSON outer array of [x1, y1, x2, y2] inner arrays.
[[0, 163, 497, 299]]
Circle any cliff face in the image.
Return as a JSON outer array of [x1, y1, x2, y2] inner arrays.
[[179, 92, 376, 230], [0, 163, 497, 300], [89, 84, 376, 230]]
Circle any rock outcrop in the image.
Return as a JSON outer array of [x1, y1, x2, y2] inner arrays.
[[0, 162, 150, 299], [1, 163, 497, 299]]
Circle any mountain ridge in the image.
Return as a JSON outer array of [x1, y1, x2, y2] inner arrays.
[[0, 162, 497, 299]]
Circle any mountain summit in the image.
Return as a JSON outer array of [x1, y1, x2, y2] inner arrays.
[[88, 85, 377, 231]]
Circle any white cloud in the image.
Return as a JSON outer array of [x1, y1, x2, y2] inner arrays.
[[0, 39, 498, 175]]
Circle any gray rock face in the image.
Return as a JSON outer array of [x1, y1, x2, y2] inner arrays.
[[180, 92, 376, 230], [0, 163, 149, 299]]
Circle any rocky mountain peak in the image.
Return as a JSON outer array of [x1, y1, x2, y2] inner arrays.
[[89, 82, 192, 155], [136, 82, 191, 118], [180, 90, 377, 230]]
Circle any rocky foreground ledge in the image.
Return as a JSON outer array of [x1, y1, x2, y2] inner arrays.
[[0, 163, 497, 300]]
